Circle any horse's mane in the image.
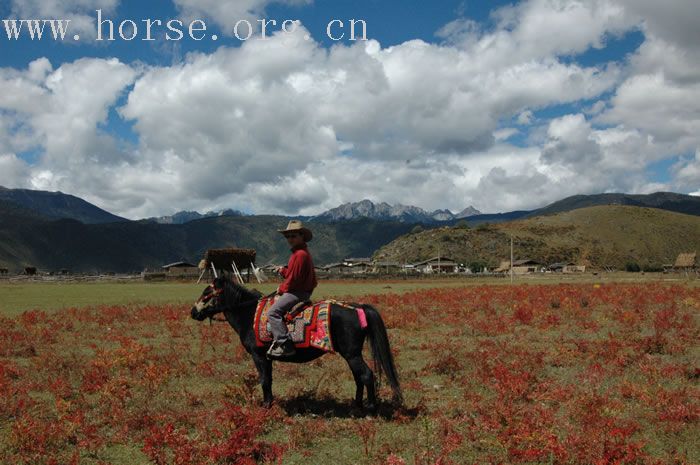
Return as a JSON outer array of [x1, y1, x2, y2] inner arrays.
[[219, 277, 262, 306]]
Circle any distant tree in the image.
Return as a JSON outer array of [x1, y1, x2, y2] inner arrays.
[[469, 261, 487, 273], [476, 222, 491, 231], [410, 225, 424, 235], [642, 263, 663, 272], [454, 220, 470, 230], [625, 262, 641, 272]]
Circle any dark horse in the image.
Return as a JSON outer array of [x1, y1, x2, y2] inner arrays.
[[190, 277, 402, 413]]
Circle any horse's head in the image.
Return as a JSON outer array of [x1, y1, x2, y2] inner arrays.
[[190, 276, 227, 321], [190, 276, 262, 321]]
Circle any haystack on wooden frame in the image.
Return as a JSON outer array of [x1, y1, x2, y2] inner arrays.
[[202, 248, 257, 283], [495, 260, 511, 273], [674, 252, 697, 270]]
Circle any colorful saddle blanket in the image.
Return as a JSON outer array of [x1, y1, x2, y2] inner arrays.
[[253, 295, 334, 352]]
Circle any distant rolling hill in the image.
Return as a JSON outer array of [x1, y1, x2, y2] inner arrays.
[[458, 210, 531, 226], [374, 205, 700, 270], [0, 186, 125, 224], [461, 192, 700, 226], [525, 192, 700, 218], [0, 210, 416, 272]]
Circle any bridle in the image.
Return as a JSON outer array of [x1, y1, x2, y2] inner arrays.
[[195, 285, 227, 322], [194, 281, 267, 324]]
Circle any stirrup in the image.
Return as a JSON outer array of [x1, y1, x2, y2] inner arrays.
[[266, 340, 296, 359]]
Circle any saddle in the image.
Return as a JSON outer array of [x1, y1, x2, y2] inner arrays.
[[285, 299, 313, 323], [253, 295, 334, 352]]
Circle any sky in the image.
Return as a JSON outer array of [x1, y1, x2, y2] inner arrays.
[[0, 0, 699, 218]]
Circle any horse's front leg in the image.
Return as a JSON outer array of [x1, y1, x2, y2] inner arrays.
[[252, 352, 273, 407]]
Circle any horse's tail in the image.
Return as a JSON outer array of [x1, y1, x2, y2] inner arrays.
[[362, 304, 402, 404]]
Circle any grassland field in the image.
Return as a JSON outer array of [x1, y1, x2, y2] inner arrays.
[[0, 274, 698, 464], [1, 272, 696, 317]]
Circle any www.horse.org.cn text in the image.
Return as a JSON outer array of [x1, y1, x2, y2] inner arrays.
[[1, 9, 368, 43]]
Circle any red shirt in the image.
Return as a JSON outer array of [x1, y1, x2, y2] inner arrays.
[[278, 243, 318, 293]]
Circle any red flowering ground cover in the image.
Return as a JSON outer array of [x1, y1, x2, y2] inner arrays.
[[0, 283, 698, 464]]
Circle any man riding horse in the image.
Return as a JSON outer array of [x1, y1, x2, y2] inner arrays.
[[267, 220, 318, 359], [190, 220, 402, 411]]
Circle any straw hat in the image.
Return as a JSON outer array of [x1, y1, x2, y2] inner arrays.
[[277, 220, 313, 242]]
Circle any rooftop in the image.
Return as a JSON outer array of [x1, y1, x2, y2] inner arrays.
[[162, 261, 197, 269]]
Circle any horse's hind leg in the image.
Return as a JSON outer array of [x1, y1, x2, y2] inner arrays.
[[345, 356, 376, 413], [345, 356, 364, 408]]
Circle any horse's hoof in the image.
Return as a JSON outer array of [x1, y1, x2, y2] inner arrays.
[[366, 404, 378, 416], [263, 400, 273, 409], [350, 401, 365, 417]]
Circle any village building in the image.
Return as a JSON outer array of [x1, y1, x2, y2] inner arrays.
[[496, 259, 544, 275], [412, 257, 459, 274], [343, 257, 371, 265], [549, 262, 586, 273], [350, 262, 372, 273], [323, 262, 352, 275], [511, 259, 544, 274], [371, 261, 403, 274], [162, 261, 199, 276], [336, 257, 370, 273], [260, 264, 281, 274]]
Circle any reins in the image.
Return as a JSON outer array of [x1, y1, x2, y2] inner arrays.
[[205, 297, 262, 323]]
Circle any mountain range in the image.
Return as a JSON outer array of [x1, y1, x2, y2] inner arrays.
[[147, 209, 246, 225], [146, 200, 483, 225], [311, 199, 481, 223], [142, 193, 700, 226], [0, 186, 699, 272], [0, 205, 415, 272]]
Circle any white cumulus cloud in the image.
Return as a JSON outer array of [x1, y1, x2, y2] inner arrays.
[[173, 0, 312, 35], [2, 0, 700, 217]]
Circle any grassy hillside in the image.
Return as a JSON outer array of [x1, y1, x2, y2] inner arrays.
[[455, 192, 700, 227], [373, 205, 700, 269], [527, 192, 700, 218], [0, 214, 416, 272]]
